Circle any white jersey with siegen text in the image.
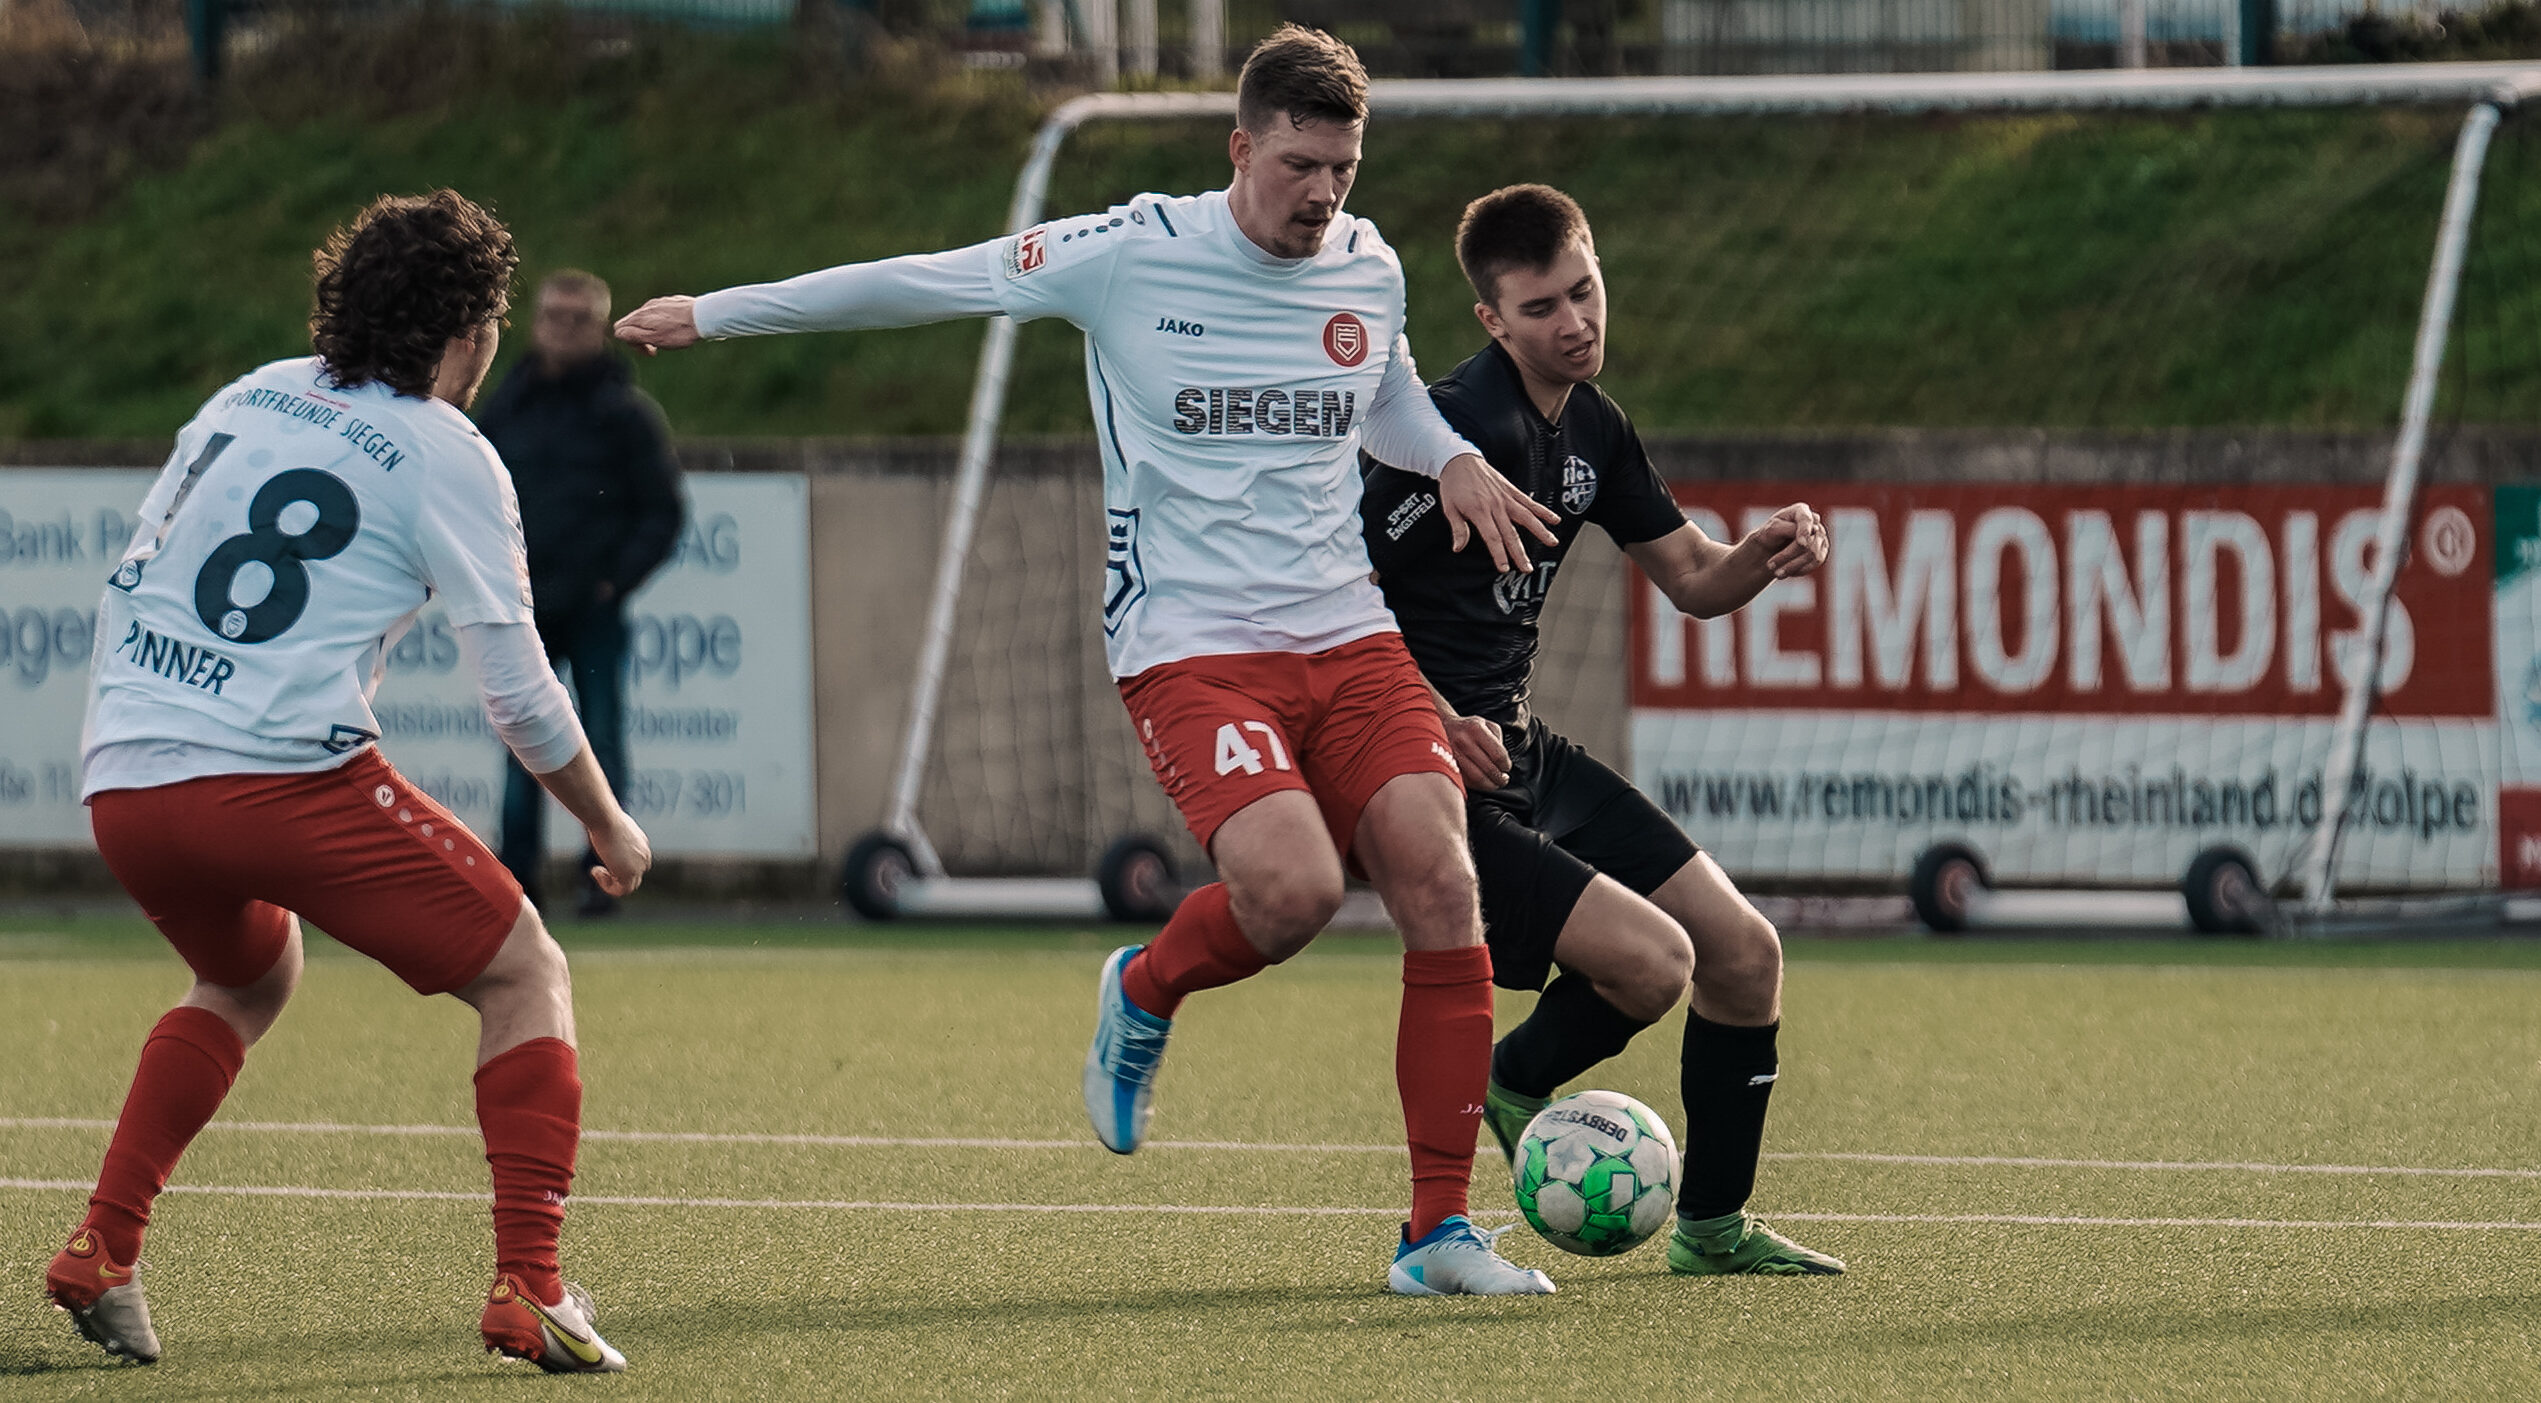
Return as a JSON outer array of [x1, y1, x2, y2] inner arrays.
[[82, 356, 534, 796], [693, 190, 1478, 678]]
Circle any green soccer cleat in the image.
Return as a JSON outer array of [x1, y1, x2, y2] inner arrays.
[[1480, 1079, 1550, 1169], [1667, 1212, 1846, 1276]]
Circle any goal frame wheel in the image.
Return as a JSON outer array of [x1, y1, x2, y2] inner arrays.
[[1909, 842, 1988, 935], [2183, 845, 2266, 936], [1096, 834, 1181, 922], [840, 831, 918, 920]]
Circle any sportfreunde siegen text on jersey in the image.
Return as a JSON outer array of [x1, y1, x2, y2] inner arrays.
[[693, 189, 1479, 679], [82, 357, 534, 795]]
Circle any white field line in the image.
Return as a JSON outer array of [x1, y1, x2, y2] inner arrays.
[[3, 1178, 2539, 1232], [4, 1116, 2538, 1181]]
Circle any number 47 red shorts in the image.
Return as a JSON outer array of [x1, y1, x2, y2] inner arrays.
[[1117, 631, 1462, 859]]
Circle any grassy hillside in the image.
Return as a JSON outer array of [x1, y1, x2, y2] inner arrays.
[[8, 33, 2541, 439]]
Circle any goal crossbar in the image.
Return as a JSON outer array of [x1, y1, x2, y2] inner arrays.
[[882, 63, 2541, 898]]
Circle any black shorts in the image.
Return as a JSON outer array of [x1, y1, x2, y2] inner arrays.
[[1469, 717, 1701, 992]]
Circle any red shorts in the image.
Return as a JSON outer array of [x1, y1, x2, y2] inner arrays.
[[88, 749, 524, 995], [1118, 631, 1462, 859]]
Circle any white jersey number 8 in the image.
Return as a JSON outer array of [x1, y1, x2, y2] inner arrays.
[[194, 468, 360, 645]]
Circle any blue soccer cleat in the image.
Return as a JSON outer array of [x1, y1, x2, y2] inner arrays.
[[1388, 1216, 1557, 1296], [1083, 945, 1172, 1154]]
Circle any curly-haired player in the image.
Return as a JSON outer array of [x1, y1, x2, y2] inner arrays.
[[1362, 184, 1843, 1276], [44, 190, 647, 1371]]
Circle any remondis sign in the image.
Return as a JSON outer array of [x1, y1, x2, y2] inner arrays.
[[1629, 483, 2494, 890]]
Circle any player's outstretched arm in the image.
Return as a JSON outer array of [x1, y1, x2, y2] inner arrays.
[[616, 239, 1045, 356], [615, 296, 700, 356], [1628, 502, 1827, 619]]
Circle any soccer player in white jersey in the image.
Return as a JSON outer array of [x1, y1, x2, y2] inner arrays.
[[45, 191, 645, 1372], [616, 26, 1565, 1295]]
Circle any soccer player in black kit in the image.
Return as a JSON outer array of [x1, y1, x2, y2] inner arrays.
[[1363, 184, 1841, 1275]]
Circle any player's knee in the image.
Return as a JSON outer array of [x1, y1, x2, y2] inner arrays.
[[467, 907, 571, 1000], [1695, 911, 1782, 1016], [512, 925, 573, 998], [1608, 921, 1693, 1024], [1387, 858, 1481, 943], [1234, 870, 1343, 960]]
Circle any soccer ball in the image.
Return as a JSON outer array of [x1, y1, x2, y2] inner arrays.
[[1513, 1090, 1680, 1257]]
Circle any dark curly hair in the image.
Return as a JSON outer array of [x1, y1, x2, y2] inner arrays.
[[310, 190, 517, 398]]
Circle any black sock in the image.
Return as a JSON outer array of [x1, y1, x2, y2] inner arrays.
[[1489, 973, 1654, 1100], [1677, 1013, 1780, 1221]]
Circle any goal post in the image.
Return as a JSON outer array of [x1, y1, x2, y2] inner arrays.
[[858, 62, 2541, 924]]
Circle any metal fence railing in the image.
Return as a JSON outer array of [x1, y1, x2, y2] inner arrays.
[[13, 0, 2534, 82]]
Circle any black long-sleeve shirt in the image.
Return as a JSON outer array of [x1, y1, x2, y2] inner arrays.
[[475, 352, 684, 627]]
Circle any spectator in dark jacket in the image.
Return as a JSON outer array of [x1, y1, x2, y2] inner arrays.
[[476, 269, 684, 915]]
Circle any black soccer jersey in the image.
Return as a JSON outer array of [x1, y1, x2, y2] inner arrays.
[[1361, 341, 1688, 724]]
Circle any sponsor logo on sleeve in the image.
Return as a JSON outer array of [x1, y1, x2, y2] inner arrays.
[[1323, 312, 1368, 367], [1003, 228, 1048, 279]]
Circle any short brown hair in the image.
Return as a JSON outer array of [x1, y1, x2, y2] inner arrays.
[[1456, 184, 1593, 306], [538, 268, 610, 309], [1237, 25, 1368, 133], [310, 190, 517, 397]]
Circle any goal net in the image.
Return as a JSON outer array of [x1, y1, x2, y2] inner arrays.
[[874, 66, 2541, 930]]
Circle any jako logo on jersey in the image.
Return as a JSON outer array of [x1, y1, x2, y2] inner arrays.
[[1560, 454, 1598, 514], [1171, 387, 1357, 438], [1003, 229, 1047, 279], [1155, 317, 1204, 337], [1322, 312, 1368, 367]]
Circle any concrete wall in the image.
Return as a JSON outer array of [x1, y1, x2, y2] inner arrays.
[[9, 425, 2535, 895]]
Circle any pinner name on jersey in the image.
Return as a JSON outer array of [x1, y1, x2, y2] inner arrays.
[[110, 621, 238, 695]]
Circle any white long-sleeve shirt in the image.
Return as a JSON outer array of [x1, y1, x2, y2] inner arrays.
[[695, 189, 1479, 678]]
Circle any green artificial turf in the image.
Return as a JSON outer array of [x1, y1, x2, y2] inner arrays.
[[7, 920, 2541, 1398]]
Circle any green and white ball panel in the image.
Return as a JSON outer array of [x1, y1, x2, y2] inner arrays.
[[1512, 1090, 1681, 1257]]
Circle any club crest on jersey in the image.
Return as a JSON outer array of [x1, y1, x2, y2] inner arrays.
[[1559, 454, 1597, 514], [1322, 312, 1368, 367], [1003, 228, 1048, 279]]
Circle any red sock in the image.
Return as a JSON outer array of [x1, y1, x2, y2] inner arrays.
[[1399, 945, 1494, 1240], [474, 1038, 580, 1307], [1120, 884, 1267, 1019], [82, 1006, 245, 1264]]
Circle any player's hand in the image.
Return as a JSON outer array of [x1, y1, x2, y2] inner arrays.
[[614, 297, 702, 357], [1442, 712, 1511, 791], [1440, 453, 1561, 574], [587, 815, 653, 897], [1748, 502, 1827, 579]]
